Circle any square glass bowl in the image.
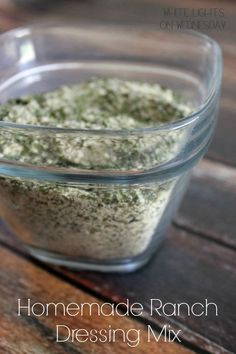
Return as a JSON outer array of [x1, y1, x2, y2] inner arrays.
[[0, 26, 222, 272]]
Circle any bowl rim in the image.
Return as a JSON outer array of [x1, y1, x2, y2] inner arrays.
[[0, 25, 222, 136]]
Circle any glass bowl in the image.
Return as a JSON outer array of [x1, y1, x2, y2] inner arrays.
[[0, 26, 222, 272]]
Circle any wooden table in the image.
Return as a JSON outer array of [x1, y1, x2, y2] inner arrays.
[[0, 1, 235, 353]]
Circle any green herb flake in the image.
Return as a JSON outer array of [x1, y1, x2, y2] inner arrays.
[[0, 78, 191, 260]]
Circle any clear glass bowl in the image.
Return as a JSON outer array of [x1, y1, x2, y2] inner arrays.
[[0, 26, 222, 272]]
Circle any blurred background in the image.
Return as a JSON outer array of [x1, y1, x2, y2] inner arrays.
[[0, 0, 233, 36]]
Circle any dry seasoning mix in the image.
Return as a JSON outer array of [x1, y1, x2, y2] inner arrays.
[[0, 79, 191, 259]]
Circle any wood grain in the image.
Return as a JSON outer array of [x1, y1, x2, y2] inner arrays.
[[0, 157, 235, 353], [60, 227, 236, 354], [175, 159, 236, 248], [0, 219, 235, 354], [0, 244, 194, 354]]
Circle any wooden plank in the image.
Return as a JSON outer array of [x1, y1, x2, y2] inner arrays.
[[0, 220, 235, 353], [59, 227, 236, 354], [0, 158, 235, 250], [0, 157, 235, 352], [175, 159, 236, 248], [0, 244, 194, 354]]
